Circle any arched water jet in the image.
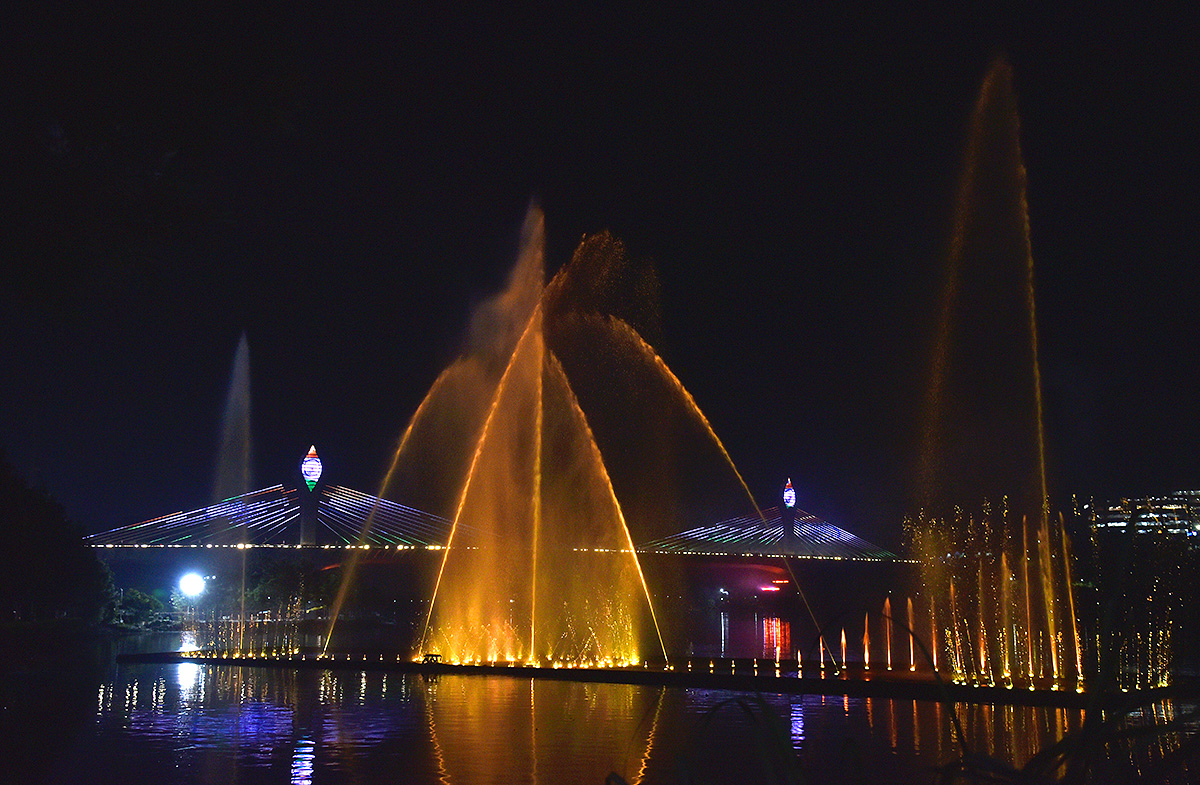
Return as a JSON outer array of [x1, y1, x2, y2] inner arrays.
[[1059, 513, 1083, 687], [603, 314, 842, 665], [323, 363, 458, 651], [543, 350, 667, 661], [411, 209, 682, 665], [604, 316, 764, 522]]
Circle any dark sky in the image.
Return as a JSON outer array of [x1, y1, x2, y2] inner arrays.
[[2, 6, 1195, 548]]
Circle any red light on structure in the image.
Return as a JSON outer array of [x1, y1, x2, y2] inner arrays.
[[760, 585, 781, 592]]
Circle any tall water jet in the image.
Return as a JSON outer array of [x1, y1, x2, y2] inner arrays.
[[884, 596, 893, 671], [1001, 551, 1013, 680], [917, 57, 1046, 516], [907, 57, 1084, 686], [213, 332, 253, 504], [863, 611, 870, 669], [907, 596, 916, 671], [1023, 517, 1035, 680], [929, 596, 937, 671], [1037, 516, 1060, 679], [213, 332, 251, 649]]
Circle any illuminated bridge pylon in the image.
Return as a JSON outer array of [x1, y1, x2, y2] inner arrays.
[[85, 484, 457, 549], [638, 505, 896, 561]]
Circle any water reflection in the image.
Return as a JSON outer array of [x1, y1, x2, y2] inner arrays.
[[176, 662, 201, 690], [28, 652, 1199, 784], [290, 736, 314, 785], [422, 675, 660, 783], [789, 702, 804, 749]]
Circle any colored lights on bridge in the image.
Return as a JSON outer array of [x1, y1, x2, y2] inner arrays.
[[300, 446, 322, 491], [782, 478, 796, 508]]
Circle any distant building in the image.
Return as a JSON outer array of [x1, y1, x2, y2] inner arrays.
[[1087, 490, 1200, 540]]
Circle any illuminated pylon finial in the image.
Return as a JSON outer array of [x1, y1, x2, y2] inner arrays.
[[301, 445, 322, 491], [782, 478, 796, 509]]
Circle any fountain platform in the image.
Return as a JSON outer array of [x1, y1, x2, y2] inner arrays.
[[116, 650, 1181, 709]]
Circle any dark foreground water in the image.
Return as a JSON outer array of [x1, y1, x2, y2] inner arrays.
[[2, 632, 1194, 784]]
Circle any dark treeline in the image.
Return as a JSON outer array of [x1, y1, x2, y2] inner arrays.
[[0, 454, 114, 624]]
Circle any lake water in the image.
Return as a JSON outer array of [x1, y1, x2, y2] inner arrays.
[[2, 632, 1193, 784]]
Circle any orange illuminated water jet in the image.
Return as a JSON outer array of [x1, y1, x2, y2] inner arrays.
[[863, 612, 870, 670], [884, 596, 893, 671], [411, 208, 715, 666], [909, 58, 1084, 688]]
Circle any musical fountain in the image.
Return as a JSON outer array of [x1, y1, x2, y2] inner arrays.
[[135, 59, 1183, 706], [317, 206, 770, 668]]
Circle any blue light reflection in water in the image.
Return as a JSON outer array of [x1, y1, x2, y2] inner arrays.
[[790, 702, 805, 751], [26, 660, 1191, 785], [290, 736, 314, 785]]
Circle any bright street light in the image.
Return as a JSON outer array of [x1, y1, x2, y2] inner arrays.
[[179, 572, 206, 598]]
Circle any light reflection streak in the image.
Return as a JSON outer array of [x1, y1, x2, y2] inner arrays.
[[790, 701, 805, 751], [290, 736, 315, 785], [176, 662, 201, 691], [530, 678, 539, 785], [630, 687, 665, 785]]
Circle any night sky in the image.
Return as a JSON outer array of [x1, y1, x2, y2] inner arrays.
[[3, 6, 1195, 549]]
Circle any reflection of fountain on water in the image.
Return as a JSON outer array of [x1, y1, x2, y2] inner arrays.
[[763, 616, 790, 661], [424, 677, 663, 784]]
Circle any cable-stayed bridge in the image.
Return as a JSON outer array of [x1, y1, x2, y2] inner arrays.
[[87, 491, 895, 561], [639, 506, 895, 561], [85, 484, 457, 550]]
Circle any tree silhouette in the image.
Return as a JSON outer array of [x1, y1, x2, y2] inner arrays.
[[0, 454, 115, 624]]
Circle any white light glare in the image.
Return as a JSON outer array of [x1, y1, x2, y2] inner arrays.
[[180, 572, 206, 597]]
